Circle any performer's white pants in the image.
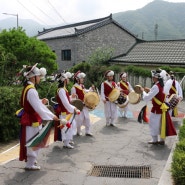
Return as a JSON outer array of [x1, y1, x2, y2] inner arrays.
[[149, 113, 164, 142], [104, 101, 118, 124], [75, 106, 91, 134], [118, 104, 129, 117], [26, 125, 42, 168], [60, 114, 74, 145]]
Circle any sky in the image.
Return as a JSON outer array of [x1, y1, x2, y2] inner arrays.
[[1, 0, 185, 26]]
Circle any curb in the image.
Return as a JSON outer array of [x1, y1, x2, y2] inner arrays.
[[158, 136, 178, 185], [158, 118, 183, 185]]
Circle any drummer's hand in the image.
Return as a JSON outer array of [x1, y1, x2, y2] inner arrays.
[[140, 87, 144, 92], [71, 93, 77, 99], [53, 115, 59, 121], [42, 98, 48, 105], [144, 87, 150, 93], [179, 97, 183, 101], [75, 108, 80, 115]]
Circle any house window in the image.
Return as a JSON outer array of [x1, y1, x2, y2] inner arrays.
[[61, 49, 71, 61]]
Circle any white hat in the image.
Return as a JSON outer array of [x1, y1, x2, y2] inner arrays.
[[55, 72, 67, 82], [74, 70, 86, 79], [151, 70, 160, 78], [23, 63, 47, 79], [65, 72, 73, 78], [120, 72, 127, 78], [105, 70, 114, 77], [160, 69, 169, 83]]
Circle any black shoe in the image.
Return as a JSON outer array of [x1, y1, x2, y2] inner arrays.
[[148, 141, 158, 145], [85, 133, 93, 137], [110, 123, 115, 127], [158, 141, 165, 145], [77, 132, 82, 136], [63, 144, 74, 149]]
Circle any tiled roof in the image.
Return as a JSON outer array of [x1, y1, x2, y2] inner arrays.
[[37, 14, 137, 40], [113, 40, 185, 65]]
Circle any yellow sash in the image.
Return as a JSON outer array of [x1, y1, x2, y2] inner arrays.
[[74, 85, 85, 95], [24, 85, 39, 127], [23, 84, 35, 105], [120, 81, 128, 90], [153, 97, 169, 139], [57, 87, 69, 116]]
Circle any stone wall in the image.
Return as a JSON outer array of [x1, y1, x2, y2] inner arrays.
[[43, 23, 136, 70]]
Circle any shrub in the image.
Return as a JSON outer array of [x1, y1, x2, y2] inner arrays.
[[178, 120, 185, 141], [0, 86, 22, 142], [171, 121, 185, 184], [171, 149, 185, 185]]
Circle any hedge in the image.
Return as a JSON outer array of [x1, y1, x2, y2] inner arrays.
[[0, 86, 22, 142], [0, 81, 58, 142], [171, 119, 185, 185]]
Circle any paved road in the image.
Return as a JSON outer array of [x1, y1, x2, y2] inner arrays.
[[0, 100, 184, 185]]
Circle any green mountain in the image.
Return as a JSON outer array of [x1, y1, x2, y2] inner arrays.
[[1, 0, 185, 40], [113, 0, 185, 40], [0, 18, 46, 37]]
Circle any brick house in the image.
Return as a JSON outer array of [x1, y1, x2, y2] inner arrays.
[[37, 14, 138, 70]]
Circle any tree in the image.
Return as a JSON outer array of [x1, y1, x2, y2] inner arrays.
[[0, 28, 58, 85], [87, 47, 114, 66]]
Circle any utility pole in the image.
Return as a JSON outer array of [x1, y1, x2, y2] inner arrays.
[[2, 13, 18, 29], [154, 24, 158, 40], [142, 32, 144, 40]]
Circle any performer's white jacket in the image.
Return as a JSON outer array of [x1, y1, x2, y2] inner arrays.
[[58, 87, 76, 140], [26, 81, 56, 168], [142, 82, 162, 139], [101, 80, 118, 125], [117, 81, 134, 114], [71, 83, 91, 134], [164, 79, 183, 99]]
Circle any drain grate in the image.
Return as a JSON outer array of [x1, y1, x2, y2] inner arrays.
[[89, 165, 152, 178]]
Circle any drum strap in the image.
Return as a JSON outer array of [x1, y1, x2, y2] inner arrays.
[[170, 82, 178, 117], [153, 97, 169, 139], [104, 81, 115, 89], [171, 85, 177, 94], [74, 85, 85, 94], [120, 81, 128, 89]]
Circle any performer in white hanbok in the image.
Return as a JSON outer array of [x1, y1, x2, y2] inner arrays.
[[71, 71, 93, 136], [117, 72, 134, 118], [54, 71, 80, 149], [140, 69, 176, 145], [101, 70, 119, 126], [19, 63, 59, 170], [164, 71, 183, 117]]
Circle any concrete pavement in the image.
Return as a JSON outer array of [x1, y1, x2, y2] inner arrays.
[[0, 100, 184, 185]]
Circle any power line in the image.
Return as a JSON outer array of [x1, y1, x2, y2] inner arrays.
[[47, 0, 68, 24], [29, 0, 59, 25], [17, 0, 49, 26], [47, 0, 74, 34]]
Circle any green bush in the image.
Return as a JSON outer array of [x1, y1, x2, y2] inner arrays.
[[0, 86, 22, 142], [171, 149, 185, 185], [171, 121, 185, 185], [37, 81, 58, 102], [178, 120, 185, 141], [0, 82, 58, 142]]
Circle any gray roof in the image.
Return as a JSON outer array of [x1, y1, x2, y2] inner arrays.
[[37, 14, 137, 40], [113, 40, 185, 66]]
